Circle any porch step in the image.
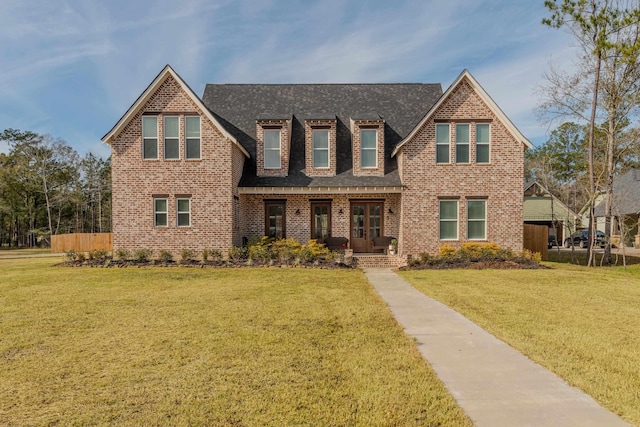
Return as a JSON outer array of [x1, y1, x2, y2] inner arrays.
[[351, 254, 406, 269]]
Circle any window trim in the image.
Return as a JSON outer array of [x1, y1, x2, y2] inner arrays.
[[312, 128, 330, 169], [475, 123, 491, 164], [467, 199, 487, 240], [263, 128, 282, 169], [360, 128, 378, 169], [455, 123, 470, 164], [435, 123, 450, 164], [142, 116, 158, 160], [176, 198, 191, 227], [154, 197, 168, 227], [163, 115, 180, 160], [185, 116, 201, 160], [439, 199, 459, 240]]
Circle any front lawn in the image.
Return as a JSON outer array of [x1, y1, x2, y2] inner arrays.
[[399, 263, 640, 426], [0, 258, 470, 426]]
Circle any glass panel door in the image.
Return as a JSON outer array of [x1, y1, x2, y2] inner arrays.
[[311, 202, 331, 240], [265, 201, 285, 239], [350, 201, 384, 252]]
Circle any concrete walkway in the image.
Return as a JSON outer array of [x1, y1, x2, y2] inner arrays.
[[364, 268, 630, 427]]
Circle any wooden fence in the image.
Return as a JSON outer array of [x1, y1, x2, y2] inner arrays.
[[523, 224, 548, 260], [51, 233, 113, 253]]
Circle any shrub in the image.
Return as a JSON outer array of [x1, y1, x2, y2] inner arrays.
[[228, 246, 247, 261], [298, 239, 330, 262], [133, 248, 153, 263], [208, 249, 223, 261], [76, 251, 86, 261], [180, 248, 196, 262], [65, 250, 77, 261], [158, 250, 173, 263], [438, 245, 457, 259], [88, 249, 110, 260], [115, 248, 130, 260], [201, 248, 209, 261], [271, 238, 302, 264]]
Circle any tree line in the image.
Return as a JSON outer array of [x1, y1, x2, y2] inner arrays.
[[0, 129, 111, 248]]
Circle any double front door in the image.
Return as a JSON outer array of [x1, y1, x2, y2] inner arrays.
[[351, 201, 383, 253]]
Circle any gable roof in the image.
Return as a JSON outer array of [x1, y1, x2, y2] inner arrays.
[[101, 65, 249, 158], [524, 180, 578, 218], [201, 83, 443, 188], [391, 70, 532, 157], [594, 168, 640, 216]]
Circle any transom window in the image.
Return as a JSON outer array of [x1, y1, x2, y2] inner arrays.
[[436, 124, 450, 164], [476, 123, 490, 163], [455, 124, 470, 163], [361, 129, 377, 168], [439, 200, 458, 240], [154, 198, 167, 227], [185, 116, 201, 159], [312, 129, 329, 168], [264, 129, 281, 169], [467, 200, 486, 240], [177, 198, 191, 227], [164, 116, 179, 159], [142, 116, 158, 159]]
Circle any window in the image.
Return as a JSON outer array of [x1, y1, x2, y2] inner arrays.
[[361, 129, 377, 168], [311, 202, 331, 240], [177, 198, 191, 227], [264, 129, 281, 169], [312, 129, 329, 168], [265, 201, 286, 239], [154, 198, 167, 227], [476, 123, 490, 163], [186, 116, 201, 159], [436, 124, 450, 163], [142, 116, 158, 159], [164, 116, 179, 159], [455, 124, 469, 163], [467, 200, 486, 240], [439, 200, 458, 240]]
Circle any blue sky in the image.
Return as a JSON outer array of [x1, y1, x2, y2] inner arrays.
[[0, 0, 576, 159]]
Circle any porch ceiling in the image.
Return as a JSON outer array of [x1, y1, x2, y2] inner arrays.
[[238, 186, 403, 195]]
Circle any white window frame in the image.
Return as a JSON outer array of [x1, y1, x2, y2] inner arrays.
[[185, 116, 201, 160], [312, 128, 330, 168], [439, 200, 459, 240], [476, 123, 490, 164], [435, 123, 450, 164], [467, 200, 487, 240], [142, 116, 158, 160], [455, 123, 470, 164], [176, 198, 191, 227], [360, 128, 378, 169], [154, 198, 168, 227], [163, 116, 180, 160], [263, 129, 282, 169]]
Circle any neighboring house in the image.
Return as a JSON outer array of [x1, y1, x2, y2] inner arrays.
[[594, 168, 640, 248], [102, 65, 531, 258], [523, 181, 580, 245], [579, 192, 606, 234]]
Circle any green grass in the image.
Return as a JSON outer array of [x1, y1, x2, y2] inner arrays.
[[400, 263, 640, 426], [0, 248, 53, 257], [0, 259, 470, 426], [547, 249, 640, 266]]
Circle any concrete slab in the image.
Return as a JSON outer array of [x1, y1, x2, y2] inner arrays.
[[364, 268, 630, 427]]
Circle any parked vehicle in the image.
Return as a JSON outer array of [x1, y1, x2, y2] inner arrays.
[[548, 234, 559, 249], [563, 230, 605, 249]]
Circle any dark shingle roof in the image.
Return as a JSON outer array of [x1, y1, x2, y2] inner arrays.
[[594, 168, 640, 216], [201, 83, 442, 187]]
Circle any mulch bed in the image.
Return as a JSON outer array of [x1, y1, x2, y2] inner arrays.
[[400, 258, 547, 270], [56, 258, 354, 269]]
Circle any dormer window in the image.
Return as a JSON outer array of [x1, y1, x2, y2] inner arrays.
[[264, 129, 282, 169], [312, 129, 329, 168], [360, 129, 377, 168]]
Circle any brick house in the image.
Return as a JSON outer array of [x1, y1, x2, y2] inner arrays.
[[102, 65, 531, 258]]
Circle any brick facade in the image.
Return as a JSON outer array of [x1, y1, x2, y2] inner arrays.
[[397, 78, 524, 256]]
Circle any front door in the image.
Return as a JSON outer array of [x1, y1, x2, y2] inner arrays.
[[311, 202, 331, 240], [351, 201, 383, 252], [265, 201, 286, 239]]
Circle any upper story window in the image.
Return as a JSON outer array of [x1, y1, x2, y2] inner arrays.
[[312, 129, 330, 168], [476, 123, 490, 163], [435, 124, 450, 164], [177, 198, 191, 227], [142, 116, 158, 159], [264, 129, 281, 169], [439, 199, 458, 240], [164, 116, 179, 159], [360, 129, 377, 168], [455, 124, 470, 163], [154, 198, 167, 227], [185, 116, 201, 159]]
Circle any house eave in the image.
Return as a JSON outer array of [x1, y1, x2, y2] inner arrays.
[[238, 186, 404, 195]]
